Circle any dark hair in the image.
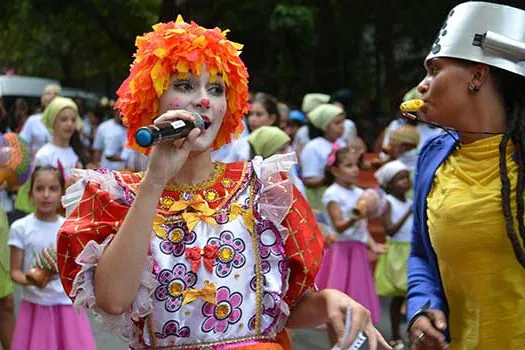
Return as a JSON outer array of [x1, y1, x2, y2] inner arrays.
[[324, 147, 355, 186], [491, 66, 525, 269], [307, 120, 324, 140], [29, 165, 66, 194], [70, 130, 89, 167], [253, 92, 281, 128]]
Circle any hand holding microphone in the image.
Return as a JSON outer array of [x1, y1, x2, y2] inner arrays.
[[141, 110, 205, 187]]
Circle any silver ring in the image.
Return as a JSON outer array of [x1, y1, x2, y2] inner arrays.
[[417, 332, 425, 341]]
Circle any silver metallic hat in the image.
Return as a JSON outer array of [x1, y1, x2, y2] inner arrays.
[[426, 2, 525, 77]]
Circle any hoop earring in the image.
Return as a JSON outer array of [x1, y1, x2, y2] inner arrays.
[[468, 83, 479, 93]]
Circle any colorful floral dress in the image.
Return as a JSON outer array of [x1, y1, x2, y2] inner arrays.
[[57, 154, 325, 349]]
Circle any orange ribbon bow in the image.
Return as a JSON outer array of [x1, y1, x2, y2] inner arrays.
[[182, 281, 217, 305], [170, 194, 217, 231], [185, 245, 218, 273]]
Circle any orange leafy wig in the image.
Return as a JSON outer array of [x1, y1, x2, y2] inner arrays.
[[115, 15, 250, 153]]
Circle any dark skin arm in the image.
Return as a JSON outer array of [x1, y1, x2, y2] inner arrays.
[[381, 201, 413, 237]]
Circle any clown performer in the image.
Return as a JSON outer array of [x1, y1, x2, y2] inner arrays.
[[406, 2, 525, 349], [57, 17, 390, 350]]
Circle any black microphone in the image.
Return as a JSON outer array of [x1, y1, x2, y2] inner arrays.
[[135, 112, 206, 147]]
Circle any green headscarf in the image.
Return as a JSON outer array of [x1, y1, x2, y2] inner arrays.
[[41, 96, 78, 135], [301, 93, 330, 113], [248, 126, 291, 159], [307, 104, 344, 131]]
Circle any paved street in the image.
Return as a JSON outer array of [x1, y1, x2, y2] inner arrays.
[[11, 286, 408, 349]]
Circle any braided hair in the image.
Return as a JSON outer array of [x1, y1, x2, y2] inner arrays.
[[492, 67, 525, 268]]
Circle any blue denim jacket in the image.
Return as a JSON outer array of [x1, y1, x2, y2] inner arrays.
[[407, 132, 458, 341]]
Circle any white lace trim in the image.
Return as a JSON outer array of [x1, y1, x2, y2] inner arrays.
[[252, 152, 297, 242], [71, 234, 156, 344], [61, 169, 128, 216]]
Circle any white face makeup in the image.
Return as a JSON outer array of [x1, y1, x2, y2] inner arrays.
[[157, 65, 228, 152]]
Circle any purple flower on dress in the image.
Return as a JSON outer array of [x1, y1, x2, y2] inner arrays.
[[257, 221, 285, 258], [250, 261, 271, 292], [201, 287, 243, 333], [154, 320, 191, 339], [207, 231, 246, 278], [155, 263, 197, 313], [159, 224, 196, 257]]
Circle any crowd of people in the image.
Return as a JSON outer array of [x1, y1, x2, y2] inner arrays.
[[0, 1, 524, 350]]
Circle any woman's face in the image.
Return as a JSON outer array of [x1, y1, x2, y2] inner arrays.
[[324, 114, 345, 141], [41, 87, 59, 108], [54, 108, 78, 141], [158, 65, 227, 152], [247, 102, 276, 131], [417, 58, 473, 127]]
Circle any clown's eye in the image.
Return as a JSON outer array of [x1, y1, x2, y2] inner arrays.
[[173, 80, 193, 92], [208, 83, 225, 96]]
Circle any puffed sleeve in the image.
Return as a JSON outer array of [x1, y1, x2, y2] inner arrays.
[[281, 187, 325, 306], [57, 169, 155, 342], [252, 153, 325, 308]]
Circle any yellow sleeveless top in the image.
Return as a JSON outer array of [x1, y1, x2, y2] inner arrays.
[[427, 135, 525, 349]]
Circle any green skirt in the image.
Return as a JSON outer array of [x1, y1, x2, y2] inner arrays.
[[0, 206, 14, 298], [305, 185, 327, 213], [374, 240, 410, 297]]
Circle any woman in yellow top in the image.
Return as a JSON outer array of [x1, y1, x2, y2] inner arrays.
[[406, 2, 525, 350]]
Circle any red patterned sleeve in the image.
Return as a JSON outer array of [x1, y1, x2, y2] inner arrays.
[[57, 181, 130, 299], [282, 186, 325, 307]]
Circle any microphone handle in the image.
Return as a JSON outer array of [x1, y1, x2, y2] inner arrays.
[[153, 120, 194, 143]]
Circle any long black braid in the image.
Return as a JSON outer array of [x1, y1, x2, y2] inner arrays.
[[492, 67, 525, 269]]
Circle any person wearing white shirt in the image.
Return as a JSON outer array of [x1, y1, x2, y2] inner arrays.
[[34, 97, 83, 181], [92, 115, 127, 171], [19, 84, 61, 157]]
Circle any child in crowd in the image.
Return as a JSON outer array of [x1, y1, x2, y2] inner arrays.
[[229, 92, 281, 162], [316, 147, 385, 328], [0, 181, 14, 350], [9, 166, 95, 349], [300, 104, 346, 212], [374, 160, 413, 349], [386, 125, 420, 172], [248, 125, 306, 195], [36, 97, 86, 180]]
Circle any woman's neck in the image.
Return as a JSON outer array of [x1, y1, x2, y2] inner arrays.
[[458, 92, 507, 144], [51, 135, 70, 148], [34, 210, 59, 222], [168, 150, 216, 186]]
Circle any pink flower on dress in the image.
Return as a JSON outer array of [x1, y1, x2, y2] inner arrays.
[[256, 221, 284, 258], [207, 231, 246, 278], [159, 225, 196, 257], [155, 263, 197, 313], [201, 286, 243, 333], [154, 320, 190, 339]]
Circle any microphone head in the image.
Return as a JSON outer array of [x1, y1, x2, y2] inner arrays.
[[191, 112, 206, 130], [136, 128, 154, 147]]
